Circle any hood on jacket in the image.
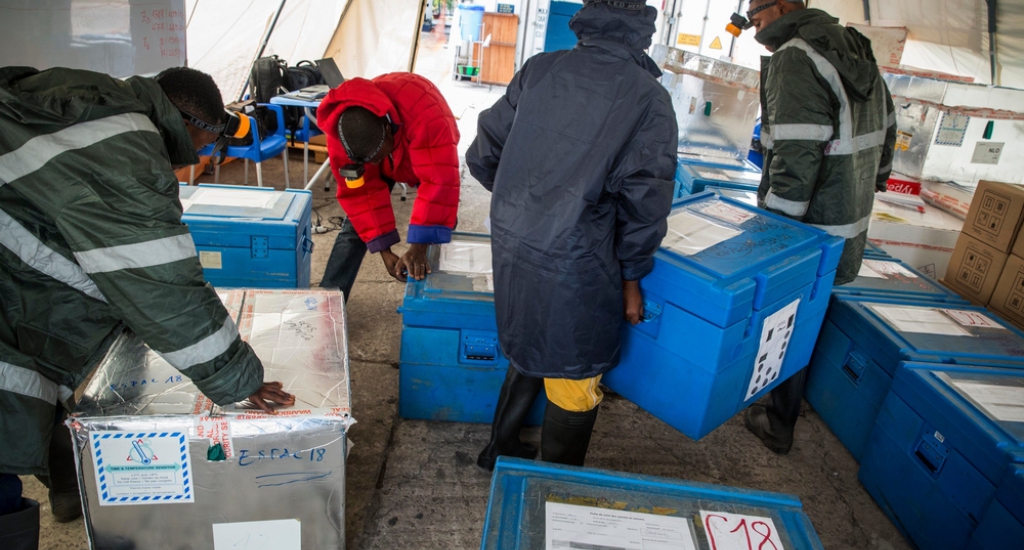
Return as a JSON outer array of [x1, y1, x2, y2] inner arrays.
[[756, 8, 880, 102], [0, 66, 199, 166], [317, 77, 403, 164], [569, 3, 662, 77]]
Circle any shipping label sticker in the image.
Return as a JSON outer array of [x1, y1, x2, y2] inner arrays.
[[971, 142, 1005, 165], [942, 310, 1005, 330], [663, 211, 743, 256], [700, 511, 786, 550], [863, 260, 918, 279], [199, 250, 222, 270], [935, 112, 970, 147], [196, 416, 234, 458], [945, 376, 1024, 424], [697, 202, 757, 226], [677, 33, 702, 47], [546, 502, 698, 550], [858, 263, 887, 279], [746, 299, 801, 401], [91, 431, 194, 506], [896, 130, 913, 151], [871, 306, 972, 337], [213, 519, 301, 550]]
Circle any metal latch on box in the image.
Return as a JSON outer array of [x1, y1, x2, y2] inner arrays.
[[461, 330, 498, 364], [914, 430, 949, 477], [251, 236, 269, 259], [843, 350, 868, 383]]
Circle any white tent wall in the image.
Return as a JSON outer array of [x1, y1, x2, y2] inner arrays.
[[324, 0, 423, 80], [185, 0, 349, 102], [995, 0, 1024, 89]]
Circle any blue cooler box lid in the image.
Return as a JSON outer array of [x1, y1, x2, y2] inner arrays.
[[892, 364, 1024, 485], [996, 465, 1024, 526], [831, 296, 1024, 369], [863, 240, 892, 259], [677, 153, 762, 173], [647, 193, 844, 328], [678, 163, 763, 195], [832, 258, 968, 303], [706, 186, 759, 207], [179, 184, 311, 249], [482, 458, 824, 550], [401, 233, 495, 318]]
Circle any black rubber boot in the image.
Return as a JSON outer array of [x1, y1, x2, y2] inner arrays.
[[541, 400, 600, 467], [0, 498, 41, 550], [477, 366, 544, 471], [744, 368, 807, 455], [42, 409, 83, 523]]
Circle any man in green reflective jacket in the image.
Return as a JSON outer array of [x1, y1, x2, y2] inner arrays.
[[739, 0, 896, 454], [0, 66, 294, 541]]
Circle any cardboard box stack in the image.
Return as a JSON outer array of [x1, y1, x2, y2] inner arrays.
[[942, 180, 1024, 329]]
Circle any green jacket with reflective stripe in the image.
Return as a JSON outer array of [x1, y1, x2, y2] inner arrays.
[[755, 9, 897, 285], [0, 67, 263, 475]]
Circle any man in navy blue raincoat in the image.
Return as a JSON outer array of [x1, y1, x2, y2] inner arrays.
[[467, 0, 678, 469]]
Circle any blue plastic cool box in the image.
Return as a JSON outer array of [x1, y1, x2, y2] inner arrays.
[[832, 257, 968, 304], [675, 157, 763, 198], [399, 234, 545, 424], [179, 184, 313, 288], [604, 192, 844, 440], [481, 457, 825, 550]]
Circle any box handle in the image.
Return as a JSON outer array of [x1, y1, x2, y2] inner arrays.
[[302, 236, 314, 254], [641, 300, 663, 323], [842, 350, 867, 384]]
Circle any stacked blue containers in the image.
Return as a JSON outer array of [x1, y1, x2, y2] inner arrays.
[[832, 257, 969, 304], [603, 193, 845, 440], [805, 296, 1024, 461], [399, 234, 545, 424], [675, 158, 763, 198], [972, 466, 1024, 549], [482, 457, 825, 550], [179, 184, 313, 288], [863, 239, 892, 260], [858, 364, 1024, 549]]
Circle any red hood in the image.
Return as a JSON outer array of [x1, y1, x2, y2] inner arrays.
[[317, 77, 403, 165]]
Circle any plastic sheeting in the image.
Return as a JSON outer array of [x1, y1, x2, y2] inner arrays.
[[811, 0, 1024, 88], [185, 0, 349, 102], [323, 0, 423, 80]]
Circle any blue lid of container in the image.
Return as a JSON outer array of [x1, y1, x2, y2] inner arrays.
[[893, 364, 1024, 485], [458, 4, 485, 10], [677, 153, 762, 172], [402, 233, 495, 309], [645, 193, 843, 328], [996, 465, 1024, 524], [831, 297, 1024, 368], [482, 458, 824, 550], [179, 184, 310, 248], [705, 186, 759, 207], [832, 258, 969, 303]]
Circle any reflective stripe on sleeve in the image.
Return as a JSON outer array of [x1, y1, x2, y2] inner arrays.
[[765, 191, 811, 217], [155, 316, 239, 371], [0, 360, 59, 403], [74, 234, 197, 274], [771, 124, 834, 142], [810, 215, 872, 239]]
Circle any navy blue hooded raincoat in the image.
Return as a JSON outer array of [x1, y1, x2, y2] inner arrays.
[[466, 3, 678, 379]]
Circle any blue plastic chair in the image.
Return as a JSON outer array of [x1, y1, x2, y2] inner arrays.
[[199, 104, 290, 188]]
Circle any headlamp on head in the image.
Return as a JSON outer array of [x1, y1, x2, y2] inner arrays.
[[727, 1, 781, 37], [337, 111, 395, 189], [182, 109, 251, 164]]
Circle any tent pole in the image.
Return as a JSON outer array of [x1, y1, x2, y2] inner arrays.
[[409, 0, 429, 72], [728, 0, 744, 58], [986, 0, 998, 85], [862, 0, 871, 24], [238, 0, 289, 101]]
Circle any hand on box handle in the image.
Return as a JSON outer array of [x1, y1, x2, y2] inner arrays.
[[248, 381, 296, 414], [382, 244, 432, 282], [623, 280, 644, 326]]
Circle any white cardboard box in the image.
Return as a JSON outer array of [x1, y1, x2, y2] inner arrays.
[[868, 197, 965, 280]]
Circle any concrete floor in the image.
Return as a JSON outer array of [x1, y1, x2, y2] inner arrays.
[[28, 153, 911, 550]]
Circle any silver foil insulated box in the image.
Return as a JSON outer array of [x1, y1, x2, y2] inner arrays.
[[69, 289, 352, 550], [651, 44, 762, 162]]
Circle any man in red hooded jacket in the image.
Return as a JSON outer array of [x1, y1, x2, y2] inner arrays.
[[317, 73, 461, 297]]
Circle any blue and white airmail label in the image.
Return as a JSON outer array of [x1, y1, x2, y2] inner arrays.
[[91, 431, 194, 506]]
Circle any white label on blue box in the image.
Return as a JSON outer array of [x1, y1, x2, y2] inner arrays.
[[747, 298, 801, 401], [91, 431, 194, 506], [949, 379, 1024, 423], [546, 502, 697, 550], [871, 305, 972, 337], [664, 211, 742, 256]]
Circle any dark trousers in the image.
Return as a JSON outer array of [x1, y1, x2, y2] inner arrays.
[[320, 180, 396, 301], [766, 358, 809, 431], [0, 474, 22, 516], [320, 217, 367, 301]]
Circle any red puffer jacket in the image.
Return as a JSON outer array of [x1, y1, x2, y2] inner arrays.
[[317, 73, 460, 252]]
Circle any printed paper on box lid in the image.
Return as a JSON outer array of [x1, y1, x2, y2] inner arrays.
[[963, 180, 1024, 253], [921, 181, 974, 220], [989, 254, 1024, 331], [944, 234, 1010, 306], [887, 173, 923, 195]]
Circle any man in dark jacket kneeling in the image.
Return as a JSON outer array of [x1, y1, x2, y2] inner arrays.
[[467, 0, 678, 470]]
